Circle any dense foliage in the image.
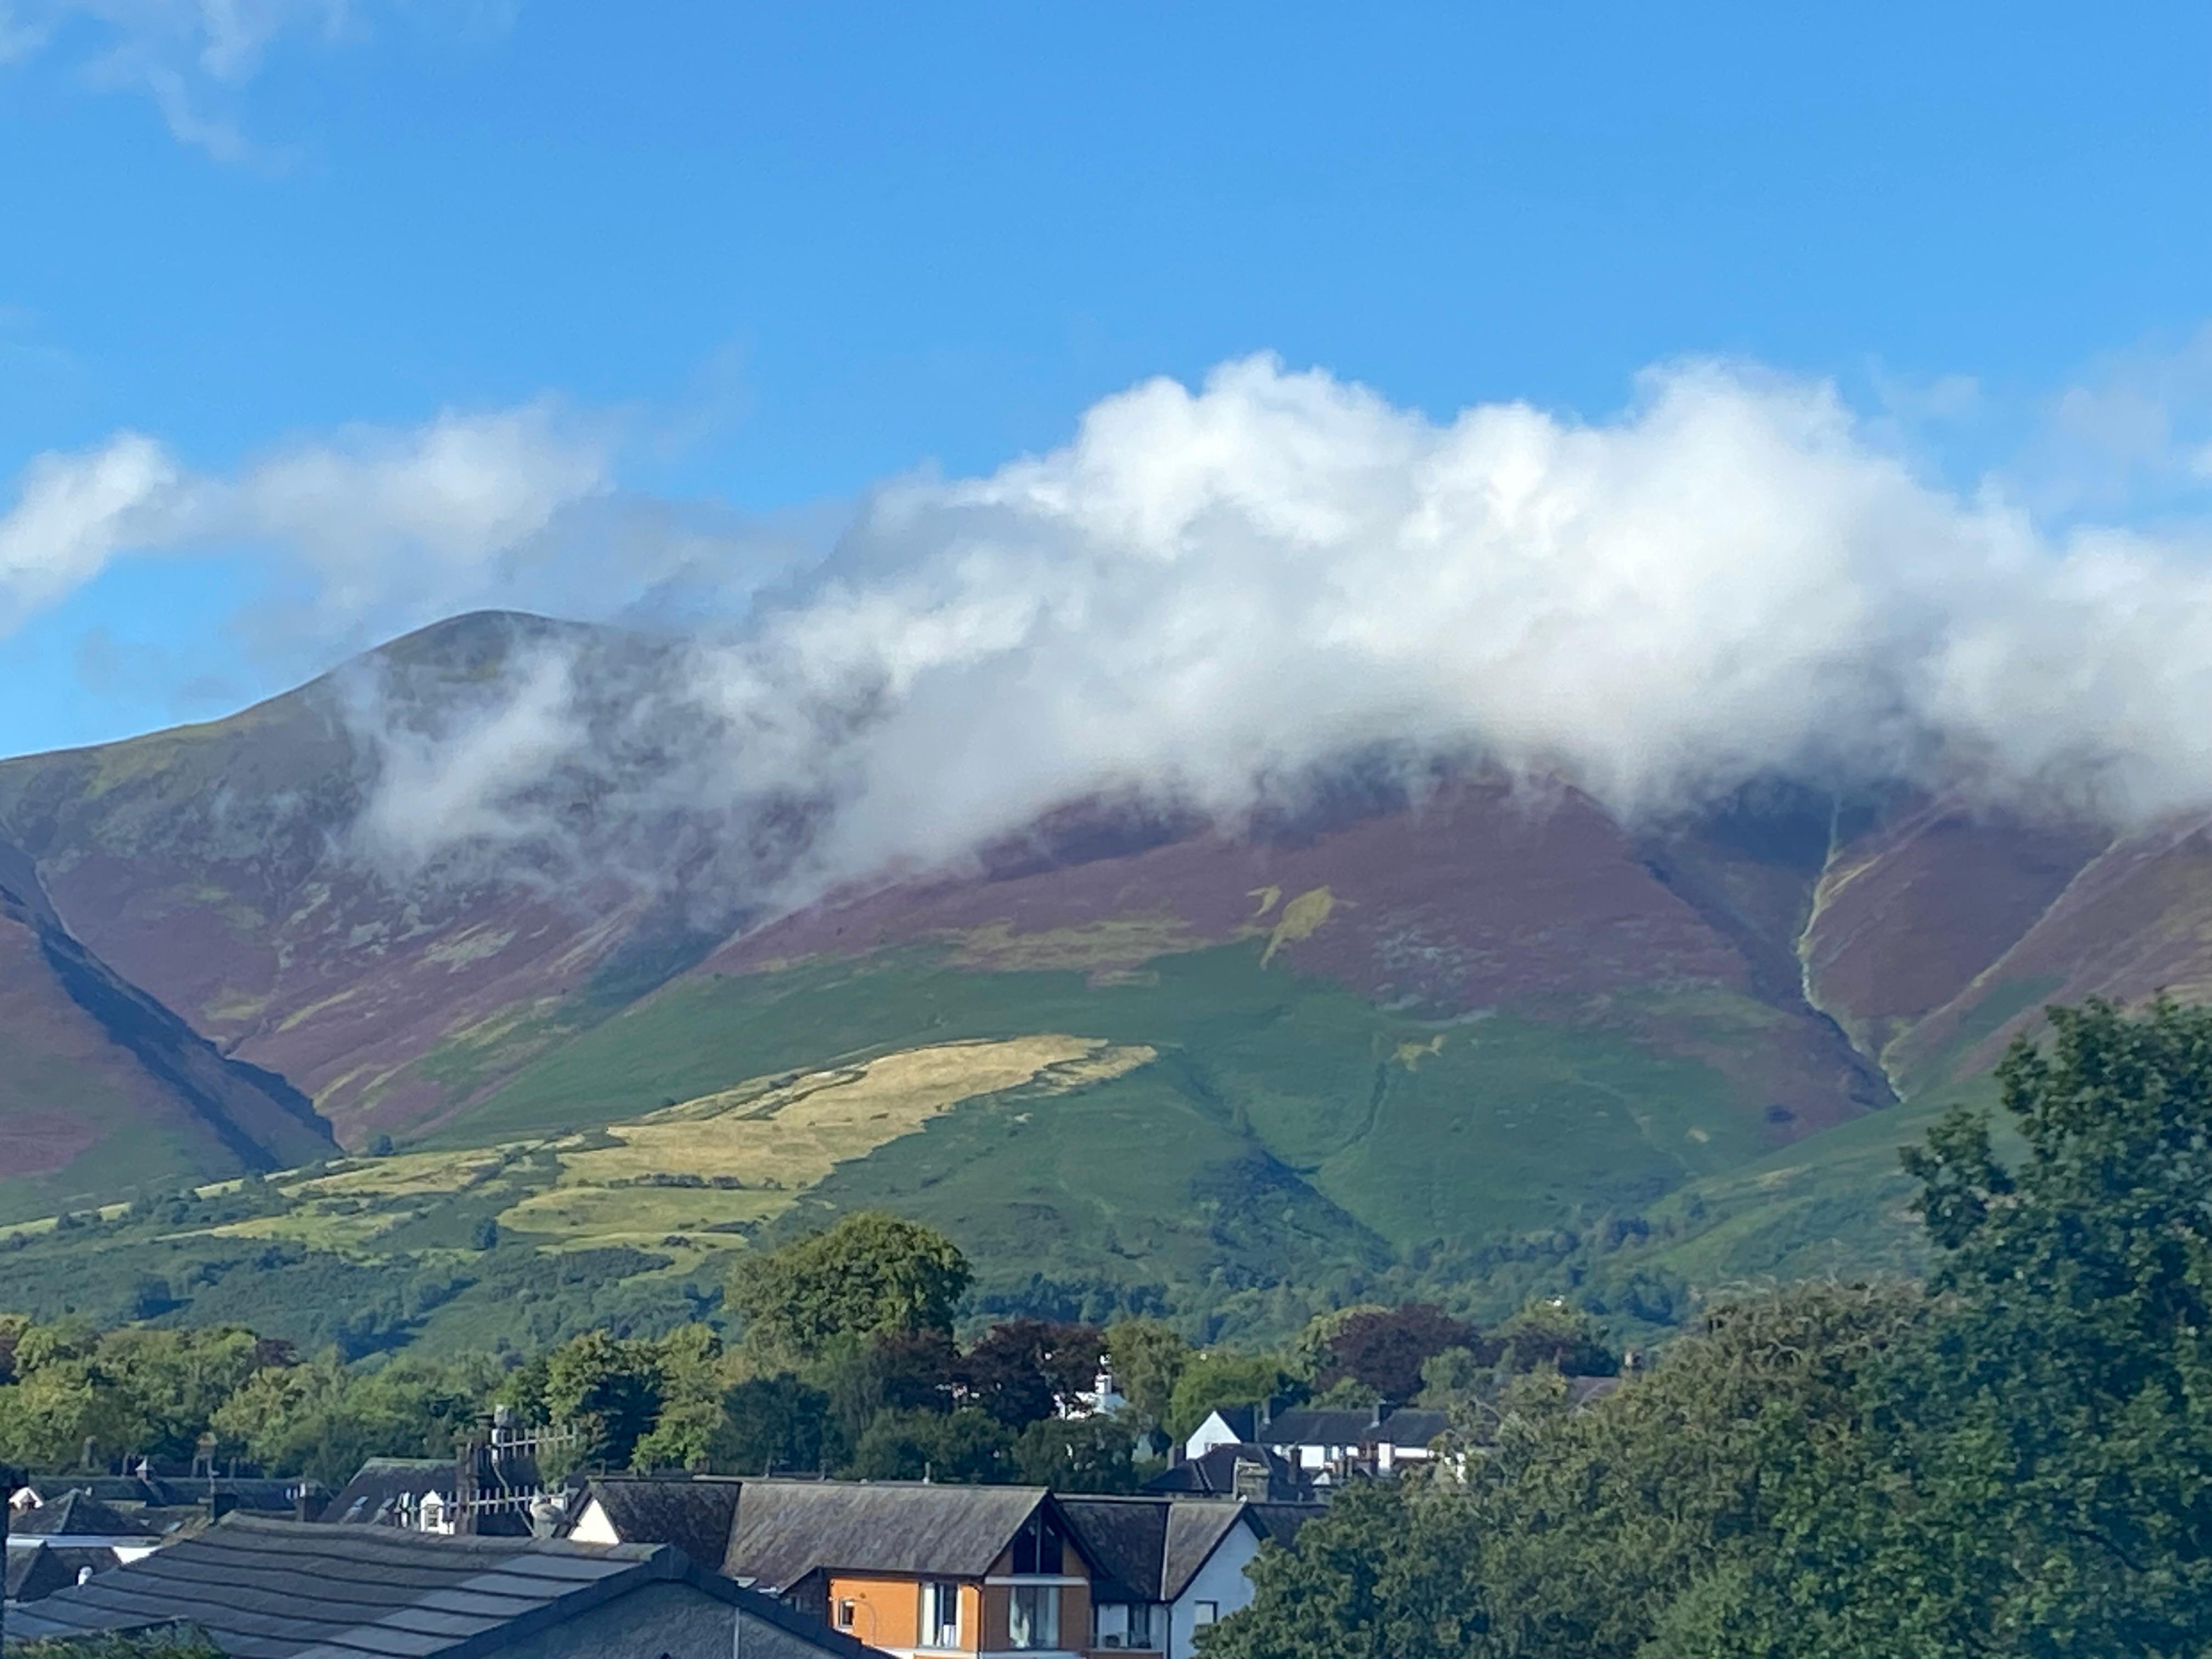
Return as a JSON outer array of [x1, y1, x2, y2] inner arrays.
[[1203, 999, 2212, 1659], [3, 1204, 1582, 1493]]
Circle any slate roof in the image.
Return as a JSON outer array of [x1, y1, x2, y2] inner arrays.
[[1261, 1407, 1451, 1452], [579, 1477, 745, 1576], [1056, 1496, 1252, 1604], [725, 1481, 1049, 1592], [1197, 1404, 1259, 1442], [21, 1474, 309, 1515], [1245, 1503, 1328, 1549], [1053, 1496, 1167, 1602], [323, 1459, 456, 1526], [19, 1478, 150, 1506], [4, 1514, 874, 1659], [1161, 1500, 1253, 1601], [140, 1477, 309, 1514], [9, 1489, 162, 1539], [5, 1543, 122, 1604], [1143, 1443, 1307, 1498]]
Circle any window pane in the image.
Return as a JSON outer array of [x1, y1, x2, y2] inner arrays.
[[1009, 1585, 1059, 1650], [921, 1581, 960, 1647]]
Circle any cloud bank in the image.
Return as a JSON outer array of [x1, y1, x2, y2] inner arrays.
[[342, 354, 2212, 916]]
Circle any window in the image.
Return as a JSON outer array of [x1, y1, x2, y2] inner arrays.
[[1011, 1511, 1065, 1575], [1192, 1601, 1220, 1627], [1126, 1603, 1155, 1649], [921, 1581, 961, 1649], [1008, 1584, 1060, 1650], [835, 1600, 857, 1632]]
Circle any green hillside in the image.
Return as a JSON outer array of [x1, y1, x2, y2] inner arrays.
[[0, 933, 1994, 1355]]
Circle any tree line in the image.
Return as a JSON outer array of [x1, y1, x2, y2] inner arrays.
[[1, 1207, 1611, 1492]]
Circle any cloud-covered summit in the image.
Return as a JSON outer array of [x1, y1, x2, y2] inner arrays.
[[342, 354, 2212, 916]]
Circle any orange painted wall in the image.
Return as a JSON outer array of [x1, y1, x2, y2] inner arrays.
[[826, 1574, 924, 1650]]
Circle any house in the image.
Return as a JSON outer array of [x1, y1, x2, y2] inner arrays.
[[1142, 1444, 1308, 1502], [5, 1543, 122, 1607], [1178, 1407, 1260, 1463], [572, 1477, 1092, 1657], [1258, 1405, 1452, 1476], [1058, 1494, 1324, 1658], [5, 1490, 165, 1561], [15, 1470, 325, 1538], [566, 1476, 1319, 1658], [321, 1457, 468, 1532], [4, 1512, 877, 1658]]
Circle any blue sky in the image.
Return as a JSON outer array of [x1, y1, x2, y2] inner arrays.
[[2, 1, 2209, 760]]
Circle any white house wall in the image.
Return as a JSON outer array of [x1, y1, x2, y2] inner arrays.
[[1167, 1524, 1261, 1659], [1183, 1413, 1245, 1462]]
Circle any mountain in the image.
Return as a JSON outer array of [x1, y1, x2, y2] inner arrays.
[[0, 836, 336, 1214], [4, 611, 2211, 1344]]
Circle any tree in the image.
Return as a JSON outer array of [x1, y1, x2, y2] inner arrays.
[[1689, 1000, 2212, 1658], [713, 1374, 835, 1475], [1014, 1415, 1141, 1492], [1470, 1282, 1918, 1659], [628, 1324, 729, 1471], [1166, 1351, 1294, 1441], [729, 1213, 971, 1364], [959, 1321, 1105, 1429], [1105, 1319, 1189, 1426], [1314, 1305, 1481, 1402], [1206, 1280, 1918, 1659], [1198, 1477, 1489, 1659], [541, 1330, 664, 1472], [846, 1407, 1013, 1483], [209, 1353, 486, 1487], [1487, 1300, 1617, 1377]]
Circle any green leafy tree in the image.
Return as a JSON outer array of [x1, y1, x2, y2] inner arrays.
[[628, 1324, 729, 1471], [542, 1330, 665, 1472], [1104, 1319, 1189, 1426], [729, 1213, 971, 1364], [1486, 1300, 1617, 1377], [1165, 1350, 1294, 1441], [1689, 1000, 2212, 1658], [712, 1374, 836, 1475], [210, 1354, 485, 1487], [1198, 1477, 1489, 1659], [1014, 1414, 1141, 1492], [846, 1406, 1013, 1483]]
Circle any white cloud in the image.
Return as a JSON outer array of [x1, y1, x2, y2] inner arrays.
[[0, 400, 616, 635], [232, 404, 615, 612], [0, 432, 180, 631], [346, 354, 2212, 915]]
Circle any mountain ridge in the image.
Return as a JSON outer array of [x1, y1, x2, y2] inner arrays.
[[4, 611, 2208, 1341]]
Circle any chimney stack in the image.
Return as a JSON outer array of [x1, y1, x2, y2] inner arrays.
[[1232, 1457, 1272, 1503]]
